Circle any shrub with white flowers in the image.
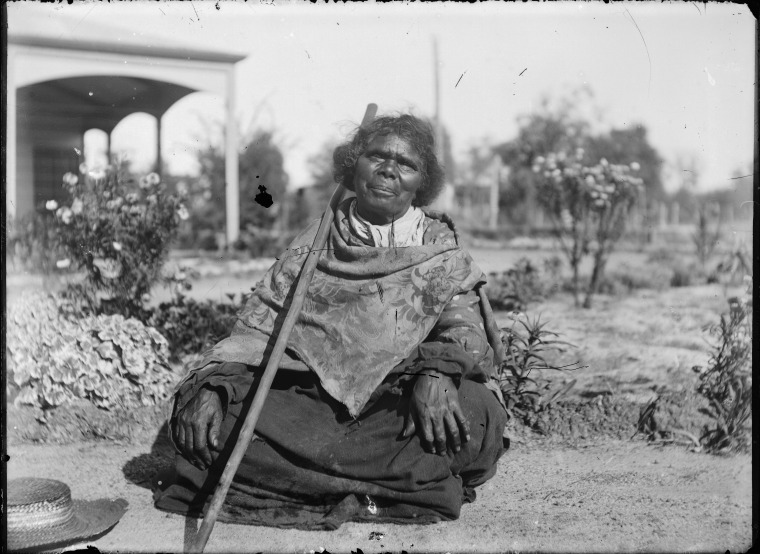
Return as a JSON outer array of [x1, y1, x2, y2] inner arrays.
[[51, 164, 188, 318], [532, 150, 644, 307]]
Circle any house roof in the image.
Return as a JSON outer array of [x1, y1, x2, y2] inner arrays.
[[9, 34, 247, 65], [8, 8, 247, 64], [9, 8, 247, 132], [17, 75, 197, 133]]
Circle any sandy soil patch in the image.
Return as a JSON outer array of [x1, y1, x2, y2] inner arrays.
[[6, 438, 751, 553]]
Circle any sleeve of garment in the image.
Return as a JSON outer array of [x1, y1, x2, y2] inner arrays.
[[413, 288, 495, 384], [172, 361, 255, 417], [168, 361, 255, 450]]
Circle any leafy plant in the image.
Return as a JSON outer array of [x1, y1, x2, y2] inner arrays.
[[486, 256, 563, 312], [598, 262, 673, 295], [692, 202, 722, 269], [646, 247, 676, 265], [695, 278, 753, 453], [486, 258, 544, 312], [51, 165, 187, 318], [6, 293, 178, 414], [542, 255, 563, 289], [498, 313, 579, 424], [148, 292, 251, 362], [714, 240, 752, 289], [668, 260, 711, 288], [232, 226, 291, 258], [6, 210, 71, 274], [633, 390, 706, 451], [533, 152, 643, 308]]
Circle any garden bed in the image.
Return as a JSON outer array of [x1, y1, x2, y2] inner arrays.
[[7, 283, 748, 450]]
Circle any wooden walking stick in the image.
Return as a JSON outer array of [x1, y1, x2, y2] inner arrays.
[[190, 103, 378, 553]]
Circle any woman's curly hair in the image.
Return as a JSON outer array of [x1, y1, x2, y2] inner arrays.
[[332, 114, 445, 207]]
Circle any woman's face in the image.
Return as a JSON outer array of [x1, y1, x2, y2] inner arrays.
[[352, 134, 424, 225]]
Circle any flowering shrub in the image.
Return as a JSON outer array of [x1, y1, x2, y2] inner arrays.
[[714, 240, 752, 289], [695, 277, 753, 453], [645, 249, 711, 288], [597, 262, 674, 295], [148, 292, 250, 362], [6, 293, 178, 412], [233, 227, 294, 258], [486, 257, 561, 312], [51, 166, 187, 318], [498, 313, 579, 424], [533, 150, 643, 307], [6, 211, 71, 274]]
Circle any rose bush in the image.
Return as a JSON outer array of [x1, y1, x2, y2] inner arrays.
[[533, 150, 643, 307], [52, 165, 188, 318]]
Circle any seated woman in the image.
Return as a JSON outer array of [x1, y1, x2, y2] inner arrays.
[[154, 114, 509, 530]]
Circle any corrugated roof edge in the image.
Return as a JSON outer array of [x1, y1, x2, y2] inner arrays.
[[9, 34, 247, 65]]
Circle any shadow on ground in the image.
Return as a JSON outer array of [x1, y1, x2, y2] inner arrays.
[[122, 421, 176, 490]]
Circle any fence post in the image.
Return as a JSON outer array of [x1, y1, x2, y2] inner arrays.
[[658, 201, 668, 228], [630, 204, 640, 230], [489, 163, 503, 230], [725, 204, 734, 223]]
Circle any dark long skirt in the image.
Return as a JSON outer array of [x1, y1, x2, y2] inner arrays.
[[153, 368, 508, 530]]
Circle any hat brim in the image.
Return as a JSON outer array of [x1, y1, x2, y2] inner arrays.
[[8, 497, 128, 551]]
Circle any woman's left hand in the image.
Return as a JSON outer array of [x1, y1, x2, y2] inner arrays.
[[402, 369, 470, 455]]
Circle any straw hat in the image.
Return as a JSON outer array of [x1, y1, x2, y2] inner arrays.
[[7, 477, 128, 551]]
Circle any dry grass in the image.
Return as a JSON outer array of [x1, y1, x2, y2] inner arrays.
[[502, 284, 744, 406]]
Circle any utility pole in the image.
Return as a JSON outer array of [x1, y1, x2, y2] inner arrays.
[[431, 36, 452, 212], [490, 162, 502, 230], [433, 36, 444, 163]]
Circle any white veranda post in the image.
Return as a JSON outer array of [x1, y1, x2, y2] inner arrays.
[[225, 66, 240, 247], [6, 50, 17, 220]]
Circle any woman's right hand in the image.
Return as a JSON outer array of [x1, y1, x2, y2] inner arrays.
[[402, 369, 470, 455], [173, 387, 224, 470]]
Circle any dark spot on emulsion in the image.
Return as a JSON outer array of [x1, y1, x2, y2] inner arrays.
[[255, 185, 274, 208]]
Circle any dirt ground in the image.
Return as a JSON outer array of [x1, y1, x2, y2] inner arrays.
[[5, 437, 752, 553]]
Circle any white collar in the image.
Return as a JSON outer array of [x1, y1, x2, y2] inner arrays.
[[348, 199, 426, 247]]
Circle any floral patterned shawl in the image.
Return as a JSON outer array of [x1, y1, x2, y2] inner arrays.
[[185, 199, 486, 417]]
